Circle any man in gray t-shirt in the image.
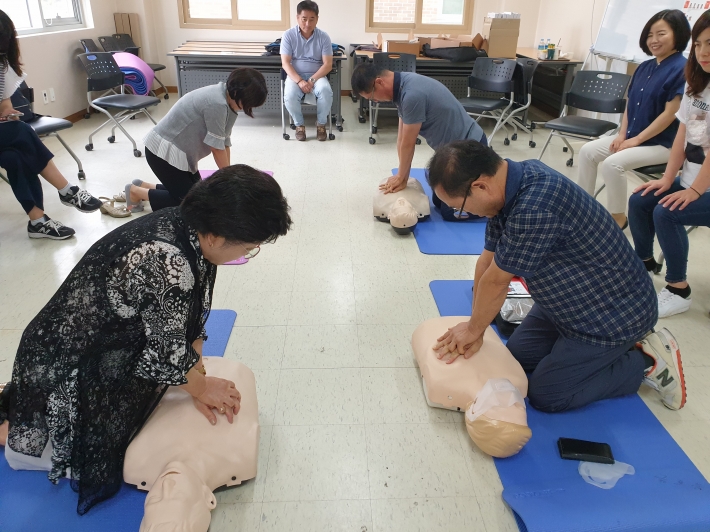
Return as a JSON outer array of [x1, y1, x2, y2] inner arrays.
[[281, 0, 333, 141], [352, 64, 485, 195]]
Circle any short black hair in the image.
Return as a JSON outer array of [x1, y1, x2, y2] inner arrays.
[[351, 62, 386, 98], [639, 9, 691, 56], [226, 68, 268, 118], [426, 141, 504, 197], [297, 1, 319, 15], [181, 165, 292, 245]]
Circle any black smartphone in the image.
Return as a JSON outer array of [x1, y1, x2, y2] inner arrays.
[[557, 437, 614, 464]]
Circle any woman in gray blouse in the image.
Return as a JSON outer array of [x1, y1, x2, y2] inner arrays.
[[122, 68, 268, 212]]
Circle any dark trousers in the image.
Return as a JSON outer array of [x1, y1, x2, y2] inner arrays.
[[145, 148, 201, 211], [0, 121, 53, 213], [506, 304, 646, 412]]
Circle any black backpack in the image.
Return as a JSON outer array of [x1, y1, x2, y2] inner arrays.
[[422, 43, 486, 62]]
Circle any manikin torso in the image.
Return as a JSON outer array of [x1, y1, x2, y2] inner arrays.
[[373, 178, 430, 232], [412, 317, 532, 457], [123, 357, 259, 532]]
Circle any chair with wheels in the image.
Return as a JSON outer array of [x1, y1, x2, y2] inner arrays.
[[504, 58, 540, 149], [369, 52, 420, 146], [113, 33, 170, 100], [457, 58, 517, 148], [77, 52, 160, 157], [538, 71, 631, 167], [280, 69, 335, 141]]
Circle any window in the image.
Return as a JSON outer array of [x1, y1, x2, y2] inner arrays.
[[0, 0, 84, 35], [178, 0, 290, 30], [367, 0, 474, 33]]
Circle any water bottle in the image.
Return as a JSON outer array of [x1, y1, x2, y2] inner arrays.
[[538, 39, 546, 60]]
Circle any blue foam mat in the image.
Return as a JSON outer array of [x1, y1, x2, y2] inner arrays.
[[429, 280, 710, 532], [0, 309, 237, 531], [393, 168, 487, 255]]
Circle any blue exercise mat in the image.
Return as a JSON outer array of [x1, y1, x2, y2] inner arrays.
[[429, 280, 710, 532], [392, 168, 487, 255], [0, 309, 237, 532]]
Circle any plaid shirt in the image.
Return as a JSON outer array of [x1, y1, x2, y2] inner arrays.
[[485, 160, 657, 347]]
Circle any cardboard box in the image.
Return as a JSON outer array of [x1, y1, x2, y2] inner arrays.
[[430, 37, 473, 49], [385, 38, 431, 56], [481, 17, 520, 58], [385, 40, 420, 56]]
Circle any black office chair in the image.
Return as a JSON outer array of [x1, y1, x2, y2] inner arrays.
[[538, 71, 631, 167], [280, 69, 335, 140], [98, 35, 139, 55], [504, 58, 540, 149], [77, 52, 160, 157], [457, 58, 517, 148], [80, 38, 101, 53], [369, 52, 420, 146], [113, 33, 169, 100]]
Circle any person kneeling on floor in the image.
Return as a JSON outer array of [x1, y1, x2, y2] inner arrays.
[[427, 140, 686, 412]]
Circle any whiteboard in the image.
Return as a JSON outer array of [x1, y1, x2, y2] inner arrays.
[[593, 0, 696, 63]]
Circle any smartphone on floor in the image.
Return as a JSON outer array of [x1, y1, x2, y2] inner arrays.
[[557, 437, 614, 464]]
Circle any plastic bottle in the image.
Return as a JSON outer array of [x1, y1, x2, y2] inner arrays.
[[538, 39, 546, 60]]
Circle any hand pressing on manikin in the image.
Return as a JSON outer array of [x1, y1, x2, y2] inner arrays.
[[195, 376, 241, 424], [434, 321, 484, 364]]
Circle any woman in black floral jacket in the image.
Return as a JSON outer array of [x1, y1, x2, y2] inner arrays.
[[0, 165, 292, 514]]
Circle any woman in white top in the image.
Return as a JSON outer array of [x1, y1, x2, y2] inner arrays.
[[0, 10, 101, 240], [629, 10, 710, 319]]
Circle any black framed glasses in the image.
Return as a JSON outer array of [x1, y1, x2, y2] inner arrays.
[[456, 180, 474, 219]]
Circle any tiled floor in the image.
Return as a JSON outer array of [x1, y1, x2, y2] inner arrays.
[[1, 97, 709, 532]]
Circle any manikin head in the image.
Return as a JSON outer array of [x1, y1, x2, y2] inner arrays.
[[140, 462, 216, 532], [464, 379, 532, 458], [351, 63, 395, 102], [426, 141, 508, 219], [373, 177, 430, 234]]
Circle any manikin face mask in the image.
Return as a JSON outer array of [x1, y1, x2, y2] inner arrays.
[[465, 378, 525, 423]]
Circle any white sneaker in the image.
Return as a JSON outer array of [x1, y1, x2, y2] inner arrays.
[[638, 328, 686, 410], [657, 288, 691, 318]]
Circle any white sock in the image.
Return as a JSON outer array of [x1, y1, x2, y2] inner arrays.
[[30, 216, 47, 226], [58, 184, 73, 196]]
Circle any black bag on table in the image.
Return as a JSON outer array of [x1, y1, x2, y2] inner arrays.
[[422, 43, 487, 62], [264, 38, 281, 56]]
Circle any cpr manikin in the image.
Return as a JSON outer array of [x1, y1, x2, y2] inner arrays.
[[123, 357, 259, 532], [373, 177, 430, 234], [412, 317, 532, 458]]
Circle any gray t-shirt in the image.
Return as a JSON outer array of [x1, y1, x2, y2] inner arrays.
[[280, 26, 332, 79], [143, 82, 237, 173], [394, 72, 484, 149]]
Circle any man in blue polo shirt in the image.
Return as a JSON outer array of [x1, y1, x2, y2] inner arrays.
[[427, 140, 686, 412], [281, 0, 333, 142], [351, 63, 485, 219]]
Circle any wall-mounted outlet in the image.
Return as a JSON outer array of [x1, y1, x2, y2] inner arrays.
[[41, 90, 49, 104], [49, 88, 55, 102]]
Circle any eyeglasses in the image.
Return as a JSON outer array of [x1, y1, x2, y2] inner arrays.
[[456, 180, 474, 219], [244, 245, 260, 260]]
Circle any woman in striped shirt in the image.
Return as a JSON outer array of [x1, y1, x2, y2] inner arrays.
[[122, 68, 268, 212]]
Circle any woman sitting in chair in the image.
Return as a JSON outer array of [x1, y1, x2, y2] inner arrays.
[[628, 11, 710, 318], [0, 10, 102, 239], [120, 68, 267, 214], [577, 9, 690, 229]]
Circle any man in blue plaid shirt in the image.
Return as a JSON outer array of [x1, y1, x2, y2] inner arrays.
[[427, 141, 686, 412]]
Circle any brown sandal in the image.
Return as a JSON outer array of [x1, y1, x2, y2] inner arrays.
[[99, 197, 131, 218]]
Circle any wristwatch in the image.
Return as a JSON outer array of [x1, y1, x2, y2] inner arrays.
[[309, 77, 316, 84]]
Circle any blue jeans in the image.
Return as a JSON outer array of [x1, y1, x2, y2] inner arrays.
[[284, 77, 333, 126], [628, 177, 710, 283], [507, 305, 645, 412]]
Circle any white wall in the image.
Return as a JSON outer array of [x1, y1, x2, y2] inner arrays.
[[18, 0, 613, 116], [535, 0, 610, 63], [18, 0, 118, 118]]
